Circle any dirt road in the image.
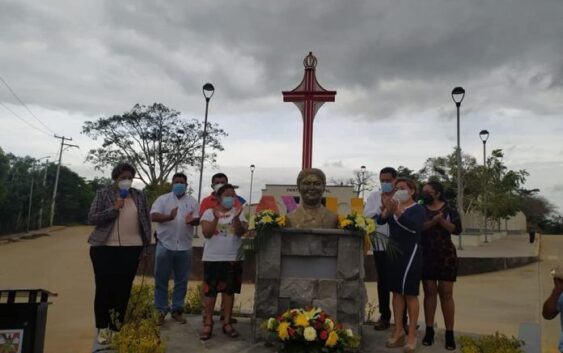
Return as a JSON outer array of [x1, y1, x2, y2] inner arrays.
[[0, 227, 560, 353]]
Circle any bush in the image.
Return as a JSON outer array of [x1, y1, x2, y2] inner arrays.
[[111, 283, 166, 353], [459, 332, 524, 353], [184, 283, 203, 314]]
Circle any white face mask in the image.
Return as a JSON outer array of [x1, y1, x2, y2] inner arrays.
[[393, 189, 411, 202], [118, 179, 132, 190]]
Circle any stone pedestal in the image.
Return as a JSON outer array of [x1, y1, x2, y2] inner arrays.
[[252, 228, 365, 342]]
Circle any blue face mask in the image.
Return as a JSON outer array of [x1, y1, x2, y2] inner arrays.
[[172, 183, 187, 196], [221, 196, 234, 209], [381, 182, 394, 193]]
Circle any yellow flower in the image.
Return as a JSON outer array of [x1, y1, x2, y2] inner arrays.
[[366, 218, 376, 234], [303, 326, 317, 341], [278, 322, 290, 341], [294, 313, 309, 327], [303, 307, 321, 320], [275, 216, 286, 227], [325, 330, 339, 347], [340, 219, 353, 228], [261, 215, 273, 224], [355, 215, 366, 228]]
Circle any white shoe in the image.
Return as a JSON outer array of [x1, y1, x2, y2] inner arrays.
[[97, 328, 111, 345]]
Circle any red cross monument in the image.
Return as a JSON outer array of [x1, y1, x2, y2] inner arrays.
[[283, 52, 337, 169]]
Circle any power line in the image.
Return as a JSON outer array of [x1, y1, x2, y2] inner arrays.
[[0, 75, 55, 134], [0, 101, 52, 136]]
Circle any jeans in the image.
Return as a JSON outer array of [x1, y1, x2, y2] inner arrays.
[[154, 242, 192, 313]]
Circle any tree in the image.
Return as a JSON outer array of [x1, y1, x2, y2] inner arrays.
[[82, 103, 227, 186], [329, 169, 376, 197]]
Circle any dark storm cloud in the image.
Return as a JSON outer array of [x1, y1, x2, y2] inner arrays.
[[1, 0, 562, 118]]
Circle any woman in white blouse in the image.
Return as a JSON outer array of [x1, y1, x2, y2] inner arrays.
[[199, 184, 247, 340]]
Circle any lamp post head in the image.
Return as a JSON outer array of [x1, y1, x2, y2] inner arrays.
[[250, 164, 255, 172], [479, 129, 490, 143], [202, 83, 215, 101], [451, 86, 465, 105]]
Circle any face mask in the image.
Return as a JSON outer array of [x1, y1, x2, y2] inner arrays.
[[381, 182, 394, 193], [118, 179, 132, 190], [420, 194, 433, 205], [393, 189, 411, 202], [221, 196, 234, 209], [172, 183, 187, 196], [213, 183, 225, 193]]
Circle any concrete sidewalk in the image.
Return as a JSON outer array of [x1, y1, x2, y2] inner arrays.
[[457, 233, 539, 258], [161, 315, 460, 353]]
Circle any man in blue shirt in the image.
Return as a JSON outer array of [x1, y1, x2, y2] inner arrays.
[[151, 173, 198, 325]]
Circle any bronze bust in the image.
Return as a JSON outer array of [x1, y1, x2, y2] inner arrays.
[[286, 168, 339, 229]]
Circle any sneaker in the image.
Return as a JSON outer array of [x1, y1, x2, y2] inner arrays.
[[157, 312, 166, 326], [171, 311, 187, 324], [97, 328, 111, 345], [373, 318, 390, 331]]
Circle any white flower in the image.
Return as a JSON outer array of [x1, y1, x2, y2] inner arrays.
[[346, 328, 353, 337], [324, 318, 334, 331], [303, 326, 317, 341], [267, 318, 276, 330]]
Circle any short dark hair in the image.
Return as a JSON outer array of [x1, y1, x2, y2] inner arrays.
[[380, 167, 397, 178], [172, 173, 187, 183], [111, 162, 136, 180], [211, 173, 228, 184], [424, 180, 446, 201], [216, 183, 235, 197]]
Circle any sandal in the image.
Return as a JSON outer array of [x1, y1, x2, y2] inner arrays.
[[199, 322, 213, 341], [445, 330, 456, 351], [222, 323, 239, 338], [422, 326, 434, 346]]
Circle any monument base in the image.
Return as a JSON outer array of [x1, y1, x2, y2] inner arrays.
[[252, 228, 365, 342]]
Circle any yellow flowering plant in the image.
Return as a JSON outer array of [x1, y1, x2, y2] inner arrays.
[[253, 209, 286, 233], [338, 212, 376, 254], [262, 306, 360, 353]]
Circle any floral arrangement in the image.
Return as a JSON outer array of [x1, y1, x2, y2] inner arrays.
[[338, 212, 376, 254], [338, 212, 376, 234], [253, 209, 286, 233], [263, 307, 360, 353]]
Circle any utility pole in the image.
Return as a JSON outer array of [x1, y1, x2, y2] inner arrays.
[[50, 135, 79, 227], [38, 158, 49, 229]]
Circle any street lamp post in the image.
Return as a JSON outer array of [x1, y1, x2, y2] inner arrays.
[[174, 129, 185, 174], [196, 83, 215, 205], [248, 164, 255, 217], [452, 86, 465, 250], [479, 129, 490, 242], [360, 165, 366, 199]]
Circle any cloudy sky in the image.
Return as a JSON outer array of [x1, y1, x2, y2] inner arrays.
[[1, 0, 562, 212]]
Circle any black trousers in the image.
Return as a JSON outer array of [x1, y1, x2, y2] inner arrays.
[[373, 251, 391, 321], [90, 246, 142, 330]]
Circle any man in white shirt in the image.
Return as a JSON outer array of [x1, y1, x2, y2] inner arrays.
[[151, 173, 198, 324], [364, 167, 397, 330]]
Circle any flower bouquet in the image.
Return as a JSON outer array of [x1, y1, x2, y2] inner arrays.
[[242, 209, 286, 258], [263, 307, 360, 353], [337, 212, 376, 255], [254, 209, 286, 233]]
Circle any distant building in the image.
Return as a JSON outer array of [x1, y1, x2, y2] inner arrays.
[[260, 184, 357, 215]]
